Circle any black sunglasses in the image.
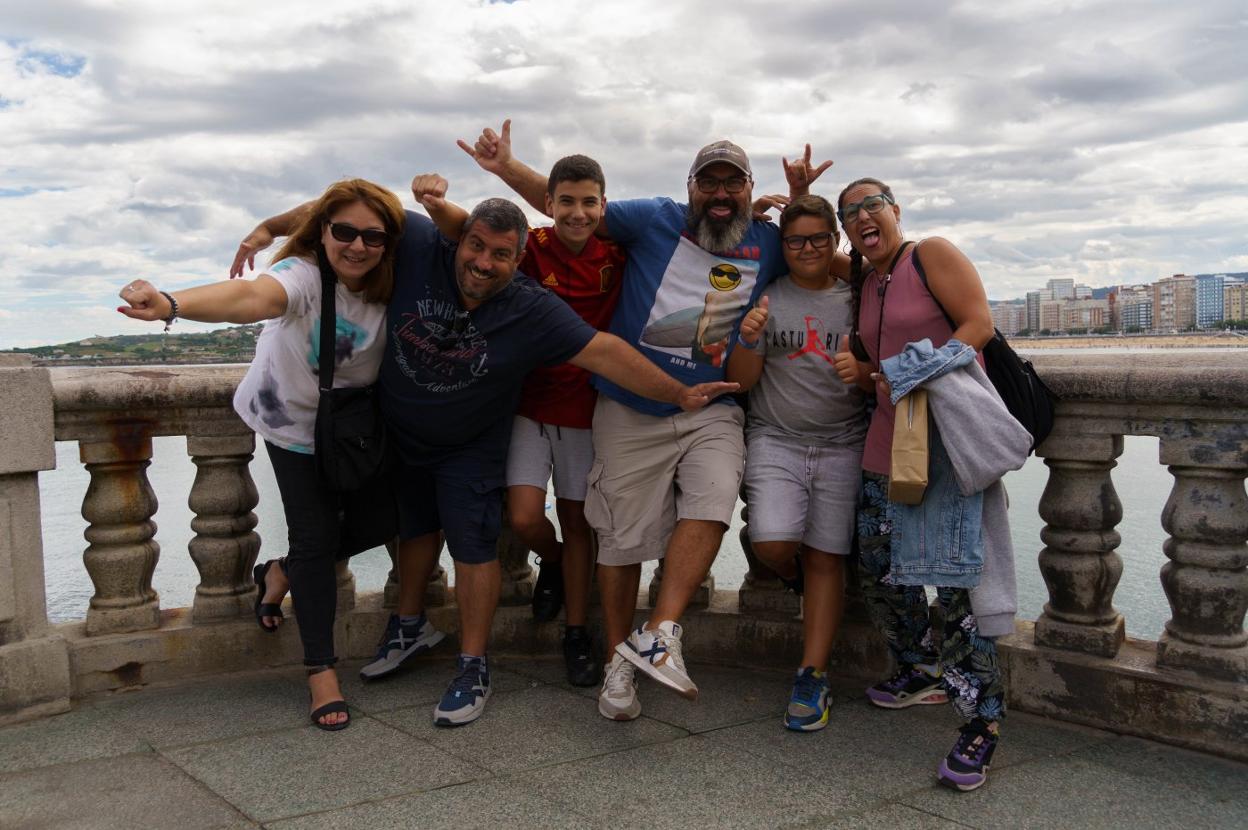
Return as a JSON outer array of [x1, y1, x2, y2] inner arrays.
[[328, 222, 388, 248]]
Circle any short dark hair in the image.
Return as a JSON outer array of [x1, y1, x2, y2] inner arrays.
[[780, 194, 839, 242], [547, 154, 606, 197], [463, 197, 528, 254]]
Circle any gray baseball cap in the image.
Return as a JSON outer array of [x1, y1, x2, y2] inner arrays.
[[688, 140, 752, 178]]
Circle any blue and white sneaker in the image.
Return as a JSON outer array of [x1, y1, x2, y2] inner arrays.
[[359, 614, 444, 681], [433, 655, 491, 726], [616, 620, 697, 700], [783, 666, 830, 732]]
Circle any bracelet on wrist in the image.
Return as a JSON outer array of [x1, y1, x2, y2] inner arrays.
[[159, 291, 179, 332], [736, 332, 760, 351]]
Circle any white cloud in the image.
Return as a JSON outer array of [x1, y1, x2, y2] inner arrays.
[[1, 0, 1247, 347]]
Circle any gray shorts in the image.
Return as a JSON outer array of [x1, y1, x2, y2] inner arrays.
[[505, 415, 594, 501], [584, 397, 745, 566], [744, 433, 862, 554]]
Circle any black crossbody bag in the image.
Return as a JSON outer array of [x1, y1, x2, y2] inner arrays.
[[312, 249, 390, 491]]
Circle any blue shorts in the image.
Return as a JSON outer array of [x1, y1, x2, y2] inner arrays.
[[395, 447, 506, 565]]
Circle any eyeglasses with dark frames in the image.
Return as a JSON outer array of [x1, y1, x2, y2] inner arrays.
[[837, 193, 895, 225], [691, 175, 751, 194], [782, 232, 835, 251]]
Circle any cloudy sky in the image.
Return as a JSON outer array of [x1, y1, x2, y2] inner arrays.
[[1, 0, 1245, 347]]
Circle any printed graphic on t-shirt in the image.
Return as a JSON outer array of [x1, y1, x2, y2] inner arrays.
[[307, 315, 372, 371], [638, 235, 759, 368], [390, 297, 488, 394], [768, 318, 845, 366], [248, 365, 296, 429]]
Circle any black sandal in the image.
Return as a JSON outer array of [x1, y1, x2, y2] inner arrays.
[[307, 666, 350, 731], [252, 558, 286, 632]]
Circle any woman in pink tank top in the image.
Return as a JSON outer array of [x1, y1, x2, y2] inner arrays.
[[832, 177, 1003, 792]]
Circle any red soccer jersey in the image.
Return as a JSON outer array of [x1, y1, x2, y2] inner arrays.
[[517, 226, 625, 428]]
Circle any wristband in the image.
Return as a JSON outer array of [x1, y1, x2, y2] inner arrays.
[[736, 332, 759, 351], [159, 291, 179, 332]]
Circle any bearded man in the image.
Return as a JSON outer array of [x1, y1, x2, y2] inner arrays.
[[463, 123, 844, 720]]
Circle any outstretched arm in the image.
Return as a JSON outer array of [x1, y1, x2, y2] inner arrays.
[[569, 332, 738, 411], [411, 173, 471, 240], [457, 119, 551, 216], [230, 201, 314, 278], [117, 277, 288, 325]]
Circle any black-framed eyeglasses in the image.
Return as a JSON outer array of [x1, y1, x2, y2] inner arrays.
[[328, 222, 388, 248], [691, 175, 750, 194], [782, 232, 834, 251], [837, 193, 895, 225]]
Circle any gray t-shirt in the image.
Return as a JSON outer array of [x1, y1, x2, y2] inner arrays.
[[746, 276, 867, 446]]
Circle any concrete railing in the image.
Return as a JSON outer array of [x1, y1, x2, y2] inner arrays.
[[0, 352, 1244, 760]]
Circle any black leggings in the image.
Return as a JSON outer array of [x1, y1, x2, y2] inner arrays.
[[265, 442, 398, 666]]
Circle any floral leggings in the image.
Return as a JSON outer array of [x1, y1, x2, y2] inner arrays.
[[857, 471, 1006, 722]]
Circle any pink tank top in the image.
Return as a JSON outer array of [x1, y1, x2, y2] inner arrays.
[[857, 243, 980, 475]]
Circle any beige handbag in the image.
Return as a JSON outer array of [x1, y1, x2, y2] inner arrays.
[[888, 389, 930, 504]]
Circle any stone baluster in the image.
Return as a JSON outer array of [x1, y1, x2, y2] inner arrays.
[[80, 431, 160, 636], [1156, 434, 1248, 682], [186, 434, 259, 623], [382, 538, 448, 609], [647, 561, 714, 609], [1034, 432, 1126, 657], [736, 501, 799, 616], [497, 522, 535, 605]]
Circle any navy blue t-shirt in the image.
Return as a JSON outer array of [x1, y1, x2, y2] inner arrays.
[[379, 212, 597, 458]]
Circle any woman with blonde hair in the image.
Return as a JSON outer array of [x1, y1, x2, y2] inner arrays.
[[117, 178, 411, 730]]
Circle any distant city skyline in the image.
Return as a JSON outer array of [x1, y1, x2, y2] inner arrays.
[[2, 1, 1247, 348]]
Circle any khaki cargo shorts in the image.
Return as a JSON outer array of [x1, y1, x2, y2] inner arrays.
[[584, 397, 745, 566]]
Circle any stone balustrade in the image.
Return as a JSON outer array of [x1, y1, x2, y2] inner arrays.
[[0, 351, 1244, 760]]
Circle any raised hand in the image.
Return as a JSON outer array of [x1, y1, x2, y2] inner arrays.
[[739, 295, 770, 347], [678, 381, 741, 411], [116, 279, 172, 322], [833, 334, 862, 385], [752, 194, 789, 221], [411, 173, 450, 211], [230, 226, 274, 279], [781, 144, 834, 195], [457, 118, 513, 175]]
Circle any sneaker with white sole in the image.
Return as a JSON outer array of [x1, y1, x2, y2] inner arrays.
[[865, 663, 946, 708], [937, 718, 999, 791], [433, 655, 491, 726], [616, 620, 697, 700], [784, 666, 830, 732], [359, 614, 445, 681], [598, 653, 641, 721]]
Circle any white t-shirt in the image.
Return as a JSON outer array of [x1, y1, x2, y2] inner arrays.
[[233, 256, 387, 453]]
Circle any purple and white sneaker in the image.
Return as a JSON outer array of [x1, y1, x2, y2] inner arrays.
[[865, 664, 946, 708], [937, 718, 999, 791]]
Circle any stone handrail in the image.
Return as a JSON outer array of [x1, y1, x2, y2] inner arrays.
[[0, 351, 1245, 758]]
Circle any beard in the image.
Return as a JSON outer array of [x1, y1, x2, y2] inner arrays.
[[687, 199, 750, 254]]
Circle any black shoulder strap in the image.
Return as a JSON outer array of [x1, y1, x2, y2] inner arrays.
[[873, 241, 914, 362], [316, 248, 336, 392], [911, 240, 959, 332]]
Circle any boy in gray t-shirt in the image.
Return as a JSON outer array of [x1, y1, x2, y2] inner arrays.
[[726, 195, 867, 733]]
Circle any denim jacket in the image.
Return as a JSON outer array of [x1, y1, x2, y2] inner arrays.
[[882, 339, 1031, 590]]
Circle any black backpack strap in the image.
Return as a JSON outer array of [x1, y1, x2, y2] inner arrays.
[[316, 248, 336, 392], [911, 240, 958, 333]]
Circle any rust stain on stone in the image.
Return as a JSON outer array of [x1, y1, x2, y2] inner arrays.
[[107, 418, 155, 463]]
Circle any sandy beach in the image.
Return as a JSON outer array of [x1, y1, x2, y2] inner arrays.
[[1011, 333, 1248, 349]]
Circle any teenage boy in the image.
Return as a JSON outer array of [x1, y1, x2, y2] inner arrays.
[[412, 154, 626, 688], [726, 195, 866, 731]]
